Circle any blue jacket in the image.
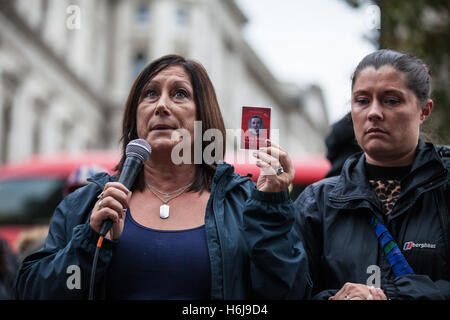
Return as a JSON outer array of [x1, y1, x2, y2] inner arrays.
[[15, 163, 311, 299], [294, 141, 450, 299]]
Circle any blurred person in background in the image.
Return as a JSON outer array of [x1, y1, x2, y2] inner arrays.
[[63, 165, 108, 197], [0, 237, 18, 299], [295, 49, 450, 300], [15, 54, 311, 300], [324, 112, 362, 178], [15, 226, 49, 265]]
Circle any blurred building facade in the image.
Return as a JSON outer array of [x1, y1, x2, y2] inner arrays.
[[0, 0, 329, 164]]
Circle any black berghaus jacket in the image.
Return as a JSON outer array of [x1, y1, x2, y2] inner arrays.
[[294, 140, 450, 300]]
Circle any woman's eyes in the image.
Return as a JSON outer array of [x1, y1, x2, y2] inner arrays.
[[144, 89, 188, 99], [145, 90, 157, 98], [353, 97, 401, 106], [354, 97, 370, 105], [174, 89, 188, 99], [384, 97, 401, 105]]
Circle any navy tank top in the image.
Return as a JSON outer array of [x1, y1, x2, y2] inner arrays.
[[106, 209, 211, 299]]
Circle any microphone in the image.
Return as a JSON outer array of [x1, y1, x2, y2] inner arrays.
[[98, 139, 152, 237]]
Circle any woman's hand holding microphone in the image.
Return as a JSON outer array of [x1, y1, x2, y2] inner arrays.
[[90, 182, 131, 240]]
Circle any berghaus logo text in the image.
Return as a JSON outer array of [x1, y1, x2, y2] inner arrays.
[[403, 241, 436, 251]]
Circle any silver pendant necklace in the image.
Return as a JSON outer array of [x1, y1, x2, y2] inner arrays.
[[145, 180, 193, 219]]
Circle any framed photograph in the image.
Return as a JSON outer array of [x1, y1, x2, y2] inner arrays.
[[240, 105, 272, 150]]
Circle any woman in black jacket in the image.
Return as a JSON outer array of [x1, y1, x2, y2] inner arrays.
[[294, 49, 450, 300]]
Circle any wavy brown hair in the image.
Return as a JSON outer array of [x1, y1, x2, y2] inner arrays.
[[115, 54, 226, 192]]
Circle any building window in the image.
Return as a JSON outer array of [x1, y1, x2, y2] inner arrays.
[[32, 100, 46, 155], [175, 6, 189, 27], [224, 35, 234, 53], [60, 121, 73, 150], [174, 41, 188, 57], [132, 51, 147, 81], [1, 100, 12, 163], [1, 74, 17, 163], [136, 3, 150, 25]]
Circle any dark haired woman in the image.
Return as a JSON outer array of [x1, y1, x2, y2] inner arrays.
[[15, 55, 311, 299], [295, 49, 450, 300]]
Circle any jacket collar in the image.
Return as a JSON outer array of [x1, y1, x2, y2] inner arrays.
[[329, 140, 447, 206], [212, 162, 249, 193]]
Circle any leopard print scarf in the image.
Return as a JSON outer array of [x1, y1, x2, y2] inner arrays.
[[365, 162, 411, 216], [368, 179, 402, 215]]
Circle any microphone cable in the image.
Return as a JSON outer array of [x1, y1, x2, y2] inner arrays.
[[88, 234, 105, 300]]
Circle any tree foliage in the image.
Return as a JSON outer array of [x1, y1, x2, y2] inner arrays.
[[343, 0, 450, 144]]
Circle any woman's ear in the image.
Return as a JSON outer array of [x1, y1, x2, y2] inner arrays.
[[420, 99, 433, 122]]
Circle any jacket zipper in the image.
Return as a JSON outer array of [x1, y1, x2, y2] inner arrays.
[[209, 168, 233, 299], [212, 184, 225, 298], [329, 194, 383, 213]]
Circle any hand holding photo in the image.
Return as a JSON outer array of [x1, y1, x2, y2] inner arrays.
[[240, 106, 271, 150]]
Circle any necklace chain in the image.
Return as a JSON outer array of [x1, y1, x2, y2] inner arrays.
[[145, 181, 193, 204], [147, 183, 194, 198]]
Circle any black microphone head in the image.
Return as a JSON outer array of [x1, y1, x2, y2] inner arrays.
[[125, 139, 152, 162]]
